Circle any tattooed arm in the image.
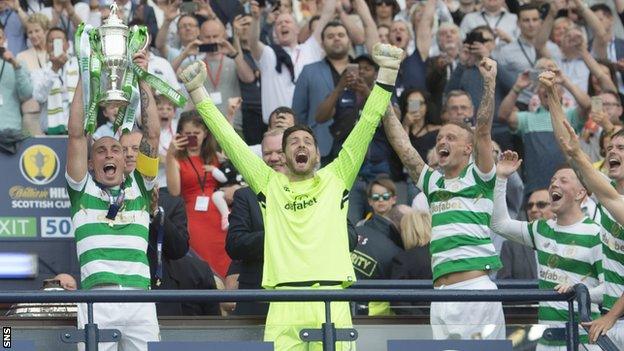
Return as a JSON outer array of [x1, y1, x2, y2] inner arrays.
[[383, 105, 426, 182], [135, 51, 160, 179], [474, 58, 496, 174]]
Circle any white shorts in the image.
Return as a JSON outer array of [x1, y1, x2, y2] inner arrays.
[[430, 275, 506, 340], [607, 319, 624, 350], [77, 285, 160, 351]]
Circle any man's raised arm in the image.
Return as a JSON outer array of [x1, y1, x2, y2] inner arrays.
[[135, 51, 160, 180], [541, 71, 624, 225], [474, 57, 496, 174], [383, 106, 425, 183], [179, 61, 271, 193], [327, 44, 403, 187], [66, 75, 88, 182]]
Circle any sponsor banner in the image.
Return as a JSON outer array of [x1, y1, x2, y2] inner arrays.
[[149, 342, 273, 350], [0, 138, 73, 239], [388, 340, 513, 351]]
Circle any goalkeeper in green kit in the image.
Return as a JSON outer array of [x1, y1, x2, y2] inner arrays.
[[178, 42, 403, 351]]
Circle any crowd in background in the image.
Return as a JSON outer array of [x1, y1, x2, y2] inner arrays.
[[2, 0, 624, 316]]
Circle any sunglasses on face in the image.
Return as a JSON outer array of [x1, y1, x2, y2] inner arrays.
[[370, 192, 393, 201], [525, 201, 550, 210], [376, 0, 394, 6]]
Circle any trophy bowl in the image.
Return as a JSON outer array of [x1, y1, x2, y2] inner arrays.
[[98, 1, 129, 108]]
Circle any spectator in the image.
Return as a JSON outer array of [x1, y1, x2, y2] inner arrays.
[[426, 22, 462, 120], [390, 211, 432, 315], [441, 89, 474, 125], [370, 0, 399, 27], [293, 20, 351, 164], [491, 152, 603, 350], [377, 23, 389, 43], [16, 13, 49, 136], [226, 129, 286, 316], [399, 88, 439, 160], [67, 51, 161, 351], [393, 0, 436, 97], [0, 0, 27, 55], [156, 11, 201, 68], [362, 176, 397, 222], [45, 0, 89, 42], [166, 111, 231, 278], [32, 27, 78, 135], [497, 188, 550, 280], [498, 60, 590, 196], [92, 105, 119, 140], [459, 0, 518, 45], [450, 0, 477, 26], [54, 273, 77, 290], [156, 95, 177, 188], [446, 26, 513, 149], [351, 209, 403, 316], [0, 24, 32, 133], [494, 4, 555, 111], [580, 91, 622, 163], [591, 4, 624, 92], [115, 0, 158, 40], [184, 16, 252, 131], [232, 14, 264, 145], [248, 0, 334, 124]]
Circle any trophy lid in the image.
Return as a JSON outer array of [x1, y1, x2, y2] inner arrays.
[[102, 0, 127, 29]]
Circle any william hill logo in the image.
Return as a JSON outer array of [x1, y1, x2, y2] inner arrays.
[[19, 145, 60, 185], [284, 194, 318, 211]]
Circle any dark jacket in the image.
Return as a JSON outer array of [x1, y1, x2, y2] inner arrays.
[[225, 186, 267, 316], [390, 245, 432, 315], [226, 186, 359, 315], [148, 188, 219, 316], [351, 216, 403, 280], [496, 240, 537, 280]]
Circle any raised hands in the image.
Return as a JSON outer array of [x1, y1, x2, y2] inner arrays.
[[496, 150, 522, 179], [371, 43, 405, 86]]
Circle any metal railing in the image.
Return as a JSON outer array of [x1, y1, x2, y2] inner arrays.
[[0, 283, 617, 351]]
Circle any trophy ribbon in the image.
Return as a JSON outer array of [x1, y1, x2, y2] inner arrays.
[[75, 23, 92, 130]]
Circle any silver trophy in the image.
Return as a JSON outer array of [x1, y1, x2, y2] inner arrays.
[[98, 1, 129, 107]]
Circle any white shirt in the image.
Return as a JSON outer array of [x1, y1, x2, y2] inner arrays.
[[157, 118, 178, 188], [460, 10, 519, 43], [148, 53, 181, 92], [258, 36, 324, 123]]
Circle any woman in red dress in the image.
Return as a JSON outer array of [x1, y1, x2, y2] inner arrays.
[[166, 111, 231, 278]]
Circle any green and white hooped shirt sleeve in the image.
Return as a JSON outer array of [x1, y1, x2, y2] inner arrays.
[[416, 164, 433, 197], [65, 171, 89, 192]]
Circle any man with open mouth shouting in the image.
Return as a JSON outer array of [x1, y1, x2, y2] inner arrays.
[[383, 57, 506, 339], [178, 42, 403, 351], [490, 150, 603, 351], [541, 70, 624, 350], [66, 50, 161, 351]]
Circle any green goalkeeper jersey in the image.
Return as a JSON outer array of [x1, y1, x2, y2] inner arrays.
[[196, 85, 391, 288]]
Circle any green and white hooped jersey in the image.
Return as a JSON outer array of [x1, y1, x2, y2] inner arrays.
[[593, 205, 624, 311], [417, 163, 502, 281], [66, 170, 153, 290], [526, 218, 603, 346]]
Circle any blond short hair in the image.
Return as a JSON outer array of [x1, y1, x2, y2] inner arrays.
[[400, 211, 432, 249]]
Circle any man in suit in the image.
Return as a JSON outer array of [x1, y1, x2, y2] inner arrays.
[[591, 4, 624, 91], [226, 129, 286, 315], [292, 21, 352, 165]]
